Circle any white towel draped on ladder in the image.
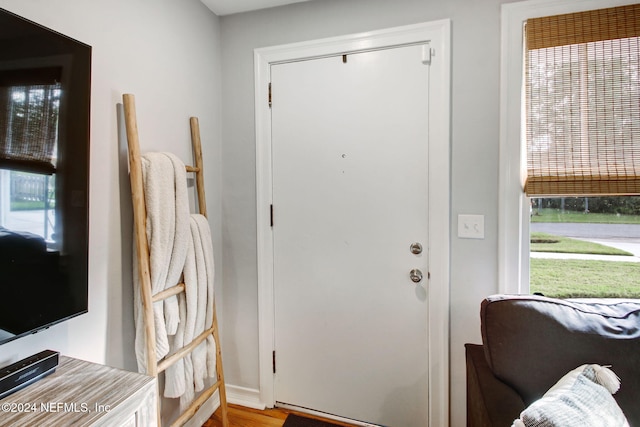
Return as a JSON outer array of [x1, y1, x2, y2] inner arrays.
[[133, 152, 216, 406]]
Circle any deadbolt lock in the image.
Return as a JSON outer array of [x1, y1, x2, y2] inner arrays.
[[410, 242, 423, 255]]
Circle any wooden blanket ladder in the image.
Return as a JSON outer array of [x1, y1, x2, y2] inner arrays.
[[123, 93, 229, 427]]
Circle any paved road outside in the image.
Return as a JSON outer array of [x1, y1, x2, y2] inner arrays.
[[531, 222, 640, 260], [531, 223, 640, 240]]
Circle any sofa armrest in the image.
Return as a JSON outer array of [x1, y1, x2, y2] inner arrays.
[[466, 343, 525, 427]]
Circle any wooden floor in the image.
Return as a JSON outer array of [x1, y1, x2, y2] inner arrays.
[[203, 404, 358, 427]]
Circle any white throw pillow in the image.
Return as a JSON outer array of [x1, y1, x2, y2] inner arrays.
[[511, 364, 629, 427]]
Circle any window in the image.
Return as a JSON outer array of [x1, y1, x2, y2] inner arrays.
[[525, 6, 640, 298], [500, 0, 640, 295]]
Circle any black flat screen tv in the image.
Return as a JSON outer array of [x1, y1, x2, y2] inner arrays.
[[0, 8, 91, 345]]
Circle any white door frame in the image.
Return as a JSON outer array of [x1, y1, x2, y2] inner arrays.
[[254, 21, 451, 427]]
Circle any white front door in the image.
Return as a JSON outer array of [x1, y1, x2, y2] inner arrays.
[[271, 44, 431, 426]]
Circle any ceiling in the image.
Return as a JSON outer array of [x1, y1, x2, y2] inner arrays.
[[200, 0, 313, 16]]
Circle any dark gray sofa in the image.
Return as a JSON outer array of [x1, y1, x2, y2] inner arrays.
[[465, 294, 640, 426]]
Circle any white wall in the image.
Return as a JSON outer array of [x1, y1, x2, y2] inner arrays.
[[219, 0, 517, 425], [0, 0, 222, 375]]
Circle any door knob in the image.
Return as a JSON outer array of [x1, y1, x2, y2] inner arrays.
[[409, 269, 423, 283]]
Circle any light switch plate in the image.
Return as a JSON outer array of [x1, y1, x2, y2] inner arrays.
[[458, 214, 485, 239]]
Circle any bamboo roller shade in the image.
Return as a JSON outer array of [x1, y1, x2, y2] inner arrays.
[[524, 4, 640, 196]]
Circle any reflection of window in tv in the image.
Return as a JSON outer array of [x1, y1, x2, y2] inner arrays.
[[0, 171, 57, 243], [0, 67, 62, 175]]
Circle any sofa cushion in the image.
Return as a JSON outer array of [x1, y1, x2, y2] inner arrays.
[[481, 294, 640, 425]]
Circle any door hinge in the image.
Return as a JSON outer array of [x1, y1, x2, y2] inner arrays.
[[421, 46, 434, 65], [272, 350, 276, 374], [268, 82, 272, 108], [270, 204, 274, 227]]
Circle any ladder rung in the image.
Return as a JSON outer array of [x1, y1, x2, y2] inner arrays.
[[185, 165, 200, 173], [157, 325, 215, 373], [152, 283, 185, 302], [170, 378, 223, 427]]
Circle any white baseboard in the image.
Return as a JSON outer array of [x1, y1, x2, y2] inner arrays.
[[226, 384, 265, 410], [182, 383, 264, 426]]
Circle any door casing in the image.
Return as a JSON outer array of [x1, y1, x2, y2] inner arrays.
[[254, 21, 451, 427]]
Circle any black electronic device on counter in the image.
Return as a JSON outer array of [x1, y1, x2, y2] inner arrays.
[[0, 350, 59, 400]]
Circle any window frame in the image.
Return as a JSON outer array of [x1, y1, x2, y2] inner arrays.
[[499, 0, 640, 294]]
